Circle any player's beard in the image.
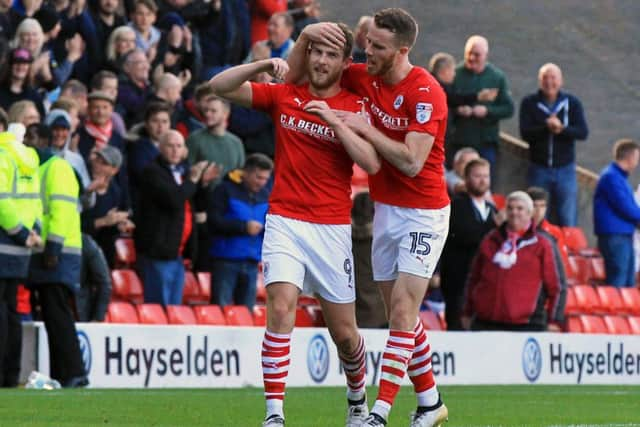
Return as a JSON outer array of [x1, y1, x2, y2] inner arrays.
[[468, 184, 489, 198], [367, 54, 395, 77], [308, 66, 341, 90]]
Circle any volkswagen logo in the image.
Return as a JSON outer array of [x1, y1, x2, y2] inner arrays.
[[307, 334, 329, 383], [77, 330, 92, 375], [522, 337, 542, 382]]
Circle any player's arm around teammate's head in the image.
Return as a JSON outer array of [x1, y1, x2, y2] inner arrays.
[[208, 58, 290, 108]]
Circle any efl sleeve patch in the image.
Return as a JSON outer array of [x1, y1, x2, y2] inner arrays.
[[416, 102, 433, 124]]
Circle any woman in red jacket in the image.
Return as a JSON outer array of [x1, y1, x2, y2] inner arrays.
[[462, 191, 561, 331]]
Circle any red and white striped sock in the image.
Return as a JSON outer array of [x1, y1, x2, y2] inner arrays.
[[371, 329, 415, 420], [262, 330, 291, 418], [339, 334, 367, 402], [408, 319, 439, 407]]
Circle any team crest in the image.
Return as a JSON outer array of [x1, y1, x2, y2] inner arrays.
[[416, 102, 433, 124], [393, 95, 404, 110]]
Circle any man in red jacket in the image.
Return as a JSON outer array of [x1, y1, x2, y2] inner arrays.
[[462, 191, 561, 331]]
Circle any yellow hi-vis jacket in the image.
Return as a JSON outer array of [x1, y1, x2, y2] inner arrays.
[[0, 132, 41, 279], [29, 154, 82, 288]]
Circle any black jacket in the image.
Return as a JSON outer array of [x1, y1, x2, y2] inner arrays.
[[519, 90, 588, 167], [440, 193, 498, 299], [134, 156, 198, 260]]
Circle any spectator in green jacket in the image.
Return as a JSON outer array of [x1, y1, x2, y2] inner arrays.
[[450, 35, 514, 176]]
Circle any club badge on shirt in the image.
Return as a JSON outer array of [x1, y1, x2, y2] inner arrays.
[[416, 102, 433, 124], [393, 95, 404, 110]]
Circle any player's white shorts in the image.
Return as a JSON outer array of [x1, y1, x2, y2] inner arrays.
[[372, 203, 450, 281], [262, 214, 355, 303]]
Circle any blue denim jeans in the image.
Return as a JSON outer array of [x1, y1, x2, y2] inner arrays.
[[597, 234, 636, 287], [138, 255, 185, 306], [211, 259, 258, 309], [528, 162, 578, 226]]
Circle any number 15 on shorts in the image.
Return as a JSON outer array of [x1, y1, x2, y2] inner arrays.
[[409, 232, 432, 255]]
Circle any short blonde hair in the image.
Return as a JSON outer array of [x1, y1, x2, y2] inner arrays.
[[8, 100, 38, 124], [507, 191, 534, 213]]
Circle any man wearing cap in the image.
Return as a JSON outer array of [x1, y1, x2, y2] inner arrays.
[[0, 125, 42, 387], [45, 109, 93, 207], [78, 91, 130, 209], [0, 48, 45, 117], [81, 145, 133, 267]]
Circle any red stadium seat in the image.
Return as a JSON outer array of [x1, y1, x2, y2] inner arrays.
[[589, 257, 606, 283], [256, 270, 267, 305], [295, 306, 314, 327], [419, 310, 443, 331], [298, 295, 319, 306], [166, 305, 197, 325], [183, 271, 207, 305], [136, 304, 168, 325], [491, 193, 506, 210], [578, 315, 607, 334], [603, 315, 631, 335], [565, 316, 582, 333], [253, 305, 267, 326], [619, 288, 640, 315], [568, 255, 590, 285], [111, 269, 144, 304], [572, 285, 601, 314], [562, 227, 589, 254], [306, 305, 326, 327], [115, 237, 136, 267], [564, 287, 578, 315], [194, 305, 226, 325], [107, 302, 139, 324], [196, 272, 211, 302], [627, 316, 640, 334], [595, 286, 623, 314], [224, 305, 254, 326]]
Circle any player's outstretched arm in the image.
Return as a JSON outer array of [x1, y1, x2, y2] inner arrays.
[[285, 22, 346, 85], [209, 58, 289, 108], [334, 111, 433, 177], [305, 101, 381, 174]]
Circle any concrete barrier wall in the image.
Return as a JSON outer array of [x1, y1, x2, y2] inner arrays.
[[496, 132, 598, 245]]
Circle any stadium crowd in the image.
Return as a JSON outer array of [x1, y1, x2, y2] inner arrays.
[[0, 0, 638, 397]]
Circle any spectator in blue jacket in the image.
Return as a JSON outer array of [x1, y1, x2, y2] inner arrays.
[[594, 139, 640, 287], [520, 63, 589, 226], [208, 153, 273, 309]]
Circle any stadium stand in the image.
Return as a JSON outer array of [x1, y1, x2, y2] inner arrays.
[[223, 305, 254, 326], [183, 271, 207, 305], [196, 272, 212, 302], [627, 316, 640, 334], [114, 237, 136, 268], [419, 310, 444, 331], [111, 269, 144, 304], [565, 316, 582, 333], [137, 304, 169, 325], [107, 302, 139, 324], [567, 255, 590, 285], [306, 305, 326, 327], [253, 305, 267, 327], [572, 285, 601, 314], [619, 288, 640, 315], [166, 305, 197, 325], [595, 286, 624, 314], [295, 307, 314, 327], [194, 305, 227, 326], [564, 287, 578, 315], [603, 315, 632, 335], [578, 315, 608, 334], [588, 257, 607, 284]]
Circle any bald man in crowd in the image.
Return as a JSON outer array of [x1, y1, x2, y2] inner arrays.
[[450, 35, 514, 174], [519, 63, 588, 226], [150, 73, 184, 125]]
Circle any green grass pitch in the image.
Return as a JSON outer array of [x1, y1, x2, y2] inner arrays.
[[1, 385, 639, 426]]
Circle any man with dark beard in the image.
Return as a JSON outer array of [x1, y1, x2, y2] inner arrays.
[[440, 158, 499, 331], [209, 23, 380, 427]]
